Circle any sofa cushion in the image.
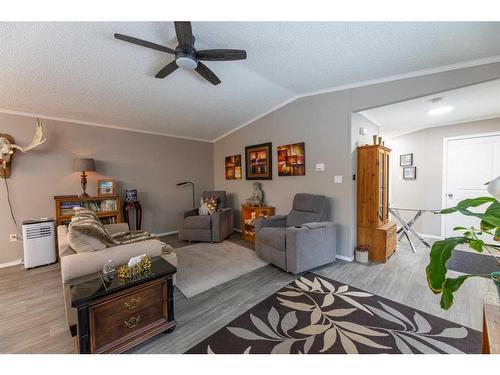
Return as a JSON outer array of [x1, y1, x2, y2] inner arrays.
[[184, 214, 212, 230], [60, 239, 163, 282], [258, 227, 286, 251]]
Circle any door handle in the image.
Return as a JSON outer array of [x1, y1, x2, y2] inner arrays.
[[447, 193, 454, 198]]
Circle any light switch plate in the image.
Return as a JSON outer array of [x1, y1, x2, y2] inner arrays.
[[334, 175, 343, 184], [315, 163, 325, 172]]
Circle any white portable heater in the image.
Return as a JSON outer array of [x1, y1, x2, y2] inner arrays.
[[22, 218, 56, 269]]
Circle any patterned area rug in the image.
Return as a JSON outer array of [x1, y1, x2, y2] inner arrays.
[[186, 273, 481, 354]]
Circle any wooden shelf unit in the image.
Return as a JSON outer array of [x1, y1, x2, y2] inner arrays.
[[357, 144, 397, 263], [54, 195, 122, 226], [240, 204, 275, 242]]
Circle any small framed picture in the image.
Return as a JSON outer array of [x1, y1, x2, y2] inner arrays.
[[97, 179, 116, 196], [125, 189, 138, 202], [400, 153, 413, 166], [403, 167, 416, 180]]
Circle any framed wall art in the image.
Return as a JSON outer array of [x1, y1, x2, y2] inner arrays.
[[400, 153, 413, 167], [225, 154, 242, 180], [245, 142, 272, 180], [97, 179, 116, 197], [403, 166, 416, 180], [277, 142, 305, 176]]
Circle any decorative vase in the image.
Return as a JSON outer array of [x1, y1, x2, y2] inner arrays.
[[102, 259, 116, 279], [378, 136, 382, 145], [372, 135, 378, 145]]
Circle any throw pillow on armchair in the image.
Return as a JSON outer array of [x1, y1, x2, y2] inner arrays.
[[203, 196, 218, 214], [198, 198, 210, 216]]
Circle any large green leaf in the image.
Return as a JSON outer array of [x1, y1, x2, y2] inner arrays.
[[440, 197, 496, 214], [440, 276, 471, 310], [495, 227, 500, 242], [468, 239, 484, 252], [481, 200, 500, 229], [426, 237, 468, 293], [442, 199, 500, 228]]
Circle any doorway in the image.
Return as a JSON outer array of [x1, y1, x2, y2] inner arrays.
[[442, 132, 500, 238]]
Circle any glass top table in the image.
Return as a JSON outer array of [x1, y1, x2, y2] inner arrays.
[[71, 256, 176, 307]]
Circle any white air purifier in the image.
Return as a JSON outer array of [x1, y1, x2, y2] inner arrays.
[[22, 218, 56, 269]]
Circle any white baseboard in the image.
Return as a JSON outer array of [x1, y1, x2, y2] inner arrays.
[[155, 230, 178, 237], [0, 259, 23, 269], [336, 254, 354, 262], [417, 232, 443, 240]]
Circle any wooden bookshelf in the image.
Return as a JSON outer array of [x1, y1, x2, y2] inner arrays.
[[54, 195, 122, 226]]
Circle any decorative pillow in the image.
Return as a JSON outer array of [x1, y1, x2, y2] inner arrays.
[[68, 208, 115, 252], [198, 198, 210, 216], [67, 228, 107, 253], [203, 196, 218, 215]]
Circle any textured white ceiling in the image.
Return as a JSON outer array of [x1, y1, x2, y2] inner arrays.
[[1, 22, 500, 141], [360, 79, 500, 138]]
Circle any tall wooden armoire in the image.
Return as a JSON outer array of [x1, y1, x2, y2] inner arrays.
[[357, 145, 397, 263]]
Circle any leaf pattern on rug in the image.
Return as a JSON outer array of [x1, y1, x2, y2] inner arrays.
[[186, 273, 481, 354]]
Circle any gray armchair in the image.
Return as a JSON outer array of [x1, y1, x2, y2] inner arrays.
[[255, 193, 336, 274], [178, 191, 233, 243]]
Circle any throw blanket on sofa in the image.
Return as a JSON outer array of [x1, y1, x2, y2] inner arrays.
[[69, 207, 157, 248]]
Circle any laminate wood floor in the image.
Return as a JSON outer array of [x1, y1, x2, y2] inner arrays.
[[0, 233, 496, 354]]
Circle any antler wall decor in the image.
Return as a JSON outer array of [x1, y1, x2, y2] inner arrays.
[[0, 118, 47, 178]]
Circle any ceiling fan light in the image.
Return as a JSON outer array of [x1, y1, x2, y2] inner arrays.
[[427, 105, 454, 115], [176, 56, 198, 70]]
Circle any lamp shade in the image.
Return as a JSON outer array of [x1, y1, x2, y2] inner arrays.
[[73, 158, 96, 172]]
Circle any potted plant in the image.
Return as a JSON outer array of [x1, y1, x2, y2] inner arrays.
[[425, 176, 500, 310]]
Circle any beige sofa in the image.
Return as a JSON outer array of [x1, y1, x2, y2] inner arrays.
[[58, 223, 175, 335]]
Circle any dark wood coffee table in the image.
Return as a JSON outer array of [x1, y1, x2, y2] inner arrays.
[[71, 256, 176, 354]]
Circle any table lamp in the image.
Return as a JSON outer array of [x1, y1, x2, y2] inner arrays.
[[73, 158, 96, 197]]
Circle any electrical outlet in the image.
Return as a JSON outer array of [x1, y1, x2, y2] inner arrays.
[[315, 163, 325, 172], [9, 233, 17, 242]]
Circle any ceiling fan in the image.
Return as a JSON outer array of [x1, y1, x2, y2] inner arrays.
[[114, 21, 247, 85]]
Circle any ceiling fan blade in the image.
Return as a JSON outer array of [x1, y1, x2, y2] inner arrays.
[[197, 49, 247, 61], [114, 33, 175, 55], [174, 21, 194, 49], [155, 61, 179, 79], [195, 62, 221, 85]]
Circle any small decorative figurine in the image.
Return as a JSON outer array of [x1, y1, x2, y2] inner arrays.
[[246, 181, 264, 205]]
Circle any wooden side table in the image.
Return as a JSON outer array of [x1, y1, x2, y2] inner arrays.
[[123, 201, 142, 230], [71, 257, 176, 354], [240, 203, 275, 242]]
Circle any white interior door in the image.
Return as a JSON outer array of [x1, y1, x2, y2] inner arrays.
[[444, 133, 500, 238]]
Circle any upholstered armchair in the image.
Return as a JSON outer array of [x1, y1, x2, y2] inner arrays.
[[255, 193, 336, 274], [178, 191, 233, 243]]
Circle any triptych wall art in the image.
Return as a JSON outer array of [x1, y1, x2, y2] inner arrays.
[[225, 142, 306, 180], [225, 154, 242, 180]]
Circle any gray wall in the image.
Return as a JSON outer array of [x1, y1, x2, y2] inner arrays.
[[386, 117, 500, 237], [214, 62, 500, 260], [0, 113, 213, 264]]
